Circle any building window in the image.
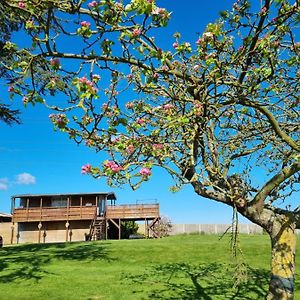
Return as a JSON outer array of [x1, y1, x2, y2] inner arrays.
[[51, 196, 68, 207]]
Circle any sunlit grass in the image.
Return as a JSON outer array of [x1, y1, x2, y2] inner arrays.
[[0, 234, 299, 299]]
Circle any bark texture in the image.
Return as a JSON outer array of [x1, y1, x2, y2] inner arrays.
[[267, 220, 296, 300]]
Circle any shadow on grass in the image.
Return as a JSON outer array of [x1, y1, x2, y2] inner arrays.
[[123, 262, 269, 300], [0, 241, 113, 283]]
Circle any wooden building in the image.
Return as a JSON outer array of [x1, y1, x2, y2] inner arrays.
[[0, 212, 14, 245], [11, 192, 160, 244]]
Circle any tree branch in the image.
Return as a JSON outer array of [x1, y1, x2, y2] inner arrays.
[[250, 161, 300, 209]]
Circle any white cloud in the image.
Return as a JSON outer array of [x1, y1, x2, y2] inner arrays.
[[16, 173, 36, 185], [0, 178, 8, 190]]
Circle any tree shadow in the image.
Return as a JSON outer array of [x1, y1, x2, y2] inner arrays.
[[122, 262, 269, 299], [0, 241, 113, 283]]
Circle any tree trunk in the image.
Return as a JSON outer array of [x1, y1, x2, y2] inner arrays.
[[267, 220, 296, 300]]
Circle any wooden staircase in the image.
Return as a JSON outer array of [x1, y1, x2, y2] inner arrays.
[[92, 218, 106, 240], [87, 211, 106, 241]]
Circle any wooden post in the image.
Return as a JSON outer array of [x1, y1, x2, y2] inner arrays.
[[65, 221, 69, 242], [105, 220, 108, 240], [39, 197, 43, 222], [66, 197, 70, 242], [26, 198, 29, 221], [104, 195, 108, 216], [110, 219, 121, 240], [10, 197, 15, 244], [38, 197, 43, 244], [146, 219, 149, 238], [43, 229, 47, 243], [38, 222, 42, 243], [144, 218, 147, 238], [80, 196, 83, 219], [67, 197, 70, 220], [10, 223, 14, 245]]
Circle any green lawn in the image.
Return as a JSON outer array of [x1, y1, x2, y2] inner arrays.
[[0, 234, 299, 299]]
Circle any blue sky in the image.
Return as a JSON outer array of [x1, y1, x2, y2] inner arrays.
[[0, 0, 252, 223]]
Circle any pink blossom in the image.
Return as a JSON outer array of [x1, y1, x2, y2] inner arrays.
[[50, 58, 60, 67], [260, 6, 267, 14], [78, 76, 87, 83], [196, 38, 203, 45], [81, 163, 92, 174], [205, 53, 215, 60], [126, 102, 135, 109], [153, 143, 163, 149], [88, 1, 98, 8], [132, 28, 142, 37], [85, 139, 92, 146], [22, 96, 28, 104], [136, 118, 146, 124], [194, 102, 203, 109], [193, 65, 200, 71], [104, 161, 122, 173], [173, 42, 179, 49], [126, 145, 135, 154], [68, 130, 76, 138], [185, 42, 191, 47], [152, 7, 165, 15], [139, 168, 151, 176], [127, 74, 133, 80], [18, 2, 25, 9], [8, 86, 14, 92], [153, 73, 159, 79], [161, 65, 169, 71], [163, 103, 174, 110], [203, 32, 214, 39], [81, 21, 91, 27], [49, 114, 55, 119]]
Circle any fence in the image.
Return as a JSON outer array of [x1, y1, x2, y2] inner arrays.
[[168, 224, 264, 235]]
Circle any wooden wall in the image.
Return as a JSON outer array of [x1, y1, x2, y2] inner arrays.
[[0, 222, 16, 245], [17, 220, 91, 243]]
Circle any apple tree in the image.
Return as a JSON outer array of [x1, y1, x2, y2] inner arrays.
[[1, 0, 300, 298]]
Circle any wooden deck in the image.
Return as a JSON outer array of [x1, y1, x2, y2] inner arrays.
[[12, 204, 159, 222], [106, 204, 159, 220], [12, 206, 96, 222]]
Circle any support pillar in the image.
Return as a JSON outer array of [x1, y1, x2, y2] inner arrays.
[[65, 221, 70, 242], [38, 222, 42, 243], [105, 221, 108, 240], [109, 219, 121, 240], [10, 223, 14, 245], [80, 196, 83, 218], [26, 198, 29, 221]]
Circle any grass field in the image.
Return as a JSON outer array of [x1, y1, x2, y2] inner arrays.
[[0, 234, 299, 299]]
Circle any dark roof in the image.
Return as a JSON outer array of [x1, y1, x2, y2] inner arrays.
[[11, 192, 117, 200], [0, 212, 12, 218]]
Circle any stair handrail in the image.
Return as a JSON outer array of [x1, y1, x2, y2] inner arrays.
[[87, 207, 98, 241]]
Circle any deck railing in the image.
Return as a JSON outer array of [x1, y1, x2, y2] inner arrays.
[[12, 203, 160, 222], [106, 204, 159, 219], [13, 206, 96, 222]]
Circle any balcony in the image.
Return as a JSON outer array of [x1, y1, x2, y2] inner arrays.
[[12, 203, 160, 223], [13, 206, 96, 222], [106, 204, 159, 220]]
